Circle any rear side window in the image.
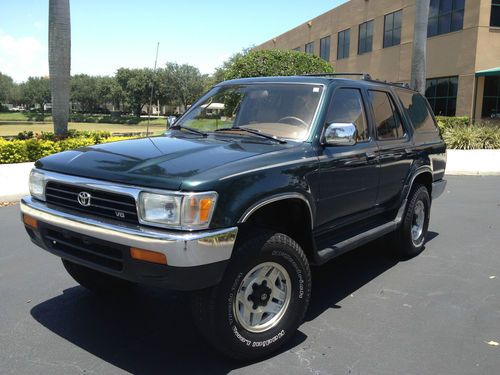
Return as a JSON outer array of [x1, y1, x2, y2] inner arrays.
[[396, 89, 438, 133], [368, 90, 405, 140], [325, 88, 369, 141]]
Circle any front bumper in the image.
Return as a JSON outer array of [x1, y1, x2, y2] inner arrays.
[[20, 196, 238, 290]]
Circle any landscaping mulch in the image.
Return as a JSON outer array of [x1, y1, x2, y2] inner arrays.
[[0, 201, 18, 207]]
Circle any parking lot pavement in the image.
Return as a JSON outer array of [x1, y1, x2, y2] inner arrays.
[[1, 176, 499, 375]]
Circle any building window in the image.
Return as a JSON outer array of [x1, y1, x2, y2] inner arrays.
[[358, 20, 374, 54], [292, 47, 301, 52], [492, 0, 500, 27], [482, 76, 500, 118], [425, 76, 458, 116], [384, 10, 402, 48], [305, 42, 315, 54], [337, 29, 350, 59], [428, 0, 465, 37], [320, 36, 331, 61]]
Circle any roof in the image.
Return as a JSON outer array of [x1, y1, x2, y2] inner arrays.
[[475, 67, 500, 77]]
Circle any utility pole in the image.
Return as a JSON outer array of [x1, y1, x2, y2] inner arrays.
[[410, 0, 430, 95]]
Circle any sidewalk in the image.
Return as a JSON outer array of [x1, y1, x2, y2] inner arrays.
[[0, 162, 34, 202], [0, 150, 499, 202]]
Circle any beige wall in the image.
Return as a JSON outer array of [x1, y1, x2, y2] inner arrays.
[[255, 0, 500, 119]]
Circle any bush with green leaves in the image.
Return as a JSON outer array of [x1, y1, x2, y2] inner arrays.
[[442, 123, 500, 149], [435, 116, 470, 132], [224, 49, 334, 80], [0, 139, 30, 163]]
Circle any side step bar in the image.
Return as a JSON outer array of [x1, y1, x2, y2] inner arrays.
[[313, 199, 407, 265]]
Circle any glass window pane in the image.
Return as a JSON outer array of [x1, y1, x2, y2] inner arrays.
[[393, 28, 401, 45], [394, 10, 402, 29], [385, 13, 393, 31], [326, 88, 368, 140], [344, 30, 350, 57], [453, 0, 465, 10], [434, 98, 447, 116], [448, 77, 458, 96], [491, 5, 500, 27], [425, 80, 437, 97], [397, 90, 437, 132], [446, 98, 457, 116], [438, 13, 452, 34], [369, 90, 403, 140], [484, 77, 499, 97], [440, 0, 452, 13], [451, 9, 464, 31], [384, 30, 392, 48], [436, 79, 449, 97], [429, 0, 440, 17], [482, 97, 498, 117], [428, 17, 438, 36]]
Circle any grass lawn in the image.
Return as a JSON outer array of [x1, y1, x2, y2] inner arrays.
[[0, 122, 168, 137]]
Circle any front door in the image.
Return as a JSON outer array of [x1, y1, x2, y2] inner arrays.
[[316, 87, 379, 229]]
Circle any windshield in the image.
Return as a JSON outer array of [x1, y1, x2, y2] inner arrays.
[[175, 83, 324, 140]]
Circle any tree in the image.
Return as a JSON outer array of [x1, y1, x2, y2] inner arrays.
[[115, 68, 154, 116], [411, 0, 430, 94], [224, 49, 334, 81], [96, 76, 124, 111], [162, 63, 207, 110], [211, 47, 252, 85], [0, 72, 14, 106], [49, 0, 71, 135], [20, 77, 51, 111], [70, 74, 99, 113]]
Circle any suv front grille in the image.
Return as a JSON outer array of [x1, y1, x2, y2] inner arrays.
[[43, 225, 125, 271], [45, 181, 139, 224]]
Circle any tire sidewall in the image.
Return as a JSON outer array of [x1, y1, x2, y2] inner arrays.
[[213, 234, 310, 357]]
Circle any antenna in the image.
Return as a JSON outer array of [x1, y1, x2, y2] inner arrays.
[[146, 42, 160, 138]]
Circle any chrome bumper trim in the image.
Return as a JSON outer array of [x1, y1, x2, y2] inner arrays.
[[432, 179, 447, 199], [20, 196, 237, 267]]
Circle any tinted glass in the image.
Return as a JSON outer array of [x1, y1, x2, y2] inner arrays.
[[482, 77, 500, 117], [428, 0, 464, 37], [425, 76, 458, 116], [384, 10, 402, 48], [320, 36, 331, 61], [397, 89, 438, 133], [358, 20, 373, 54], [177, 84, 324, 140], [337, 29, 350, 59], [305, 42, 315, 54], [326, 88, 368, 141], [369, 90, 404, 140], [492, 0, 500, 27]]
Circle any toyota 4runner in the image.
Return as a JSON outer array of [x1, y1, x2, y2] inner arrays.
[[21, 74, 446, 360]]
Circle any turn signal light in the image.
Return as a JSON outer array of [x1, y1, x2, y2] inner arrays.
[[22, 214, 38, 229], [130, 247, 167, 265]]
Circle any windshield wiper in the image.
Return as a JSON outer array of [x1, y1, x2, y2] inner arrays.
[[215, 127, 287, 144], [170, 124, 208, 137]]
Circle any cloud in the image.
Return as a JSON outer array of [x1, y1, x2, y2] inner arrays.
[[0, 29, 48, 83]]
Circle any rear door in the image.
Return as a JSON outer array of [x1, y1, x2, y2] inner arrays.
[[367, 89, 413, 208], [316, 87, 380, 228]]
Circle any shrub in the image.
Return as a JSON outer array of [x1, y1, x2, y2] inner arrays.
[[0, 139, 30, 163], [435, 116, 469, 132], [224, 49, 334, 80], [443, 123, 500, 149], [25, 139, 61, 160]]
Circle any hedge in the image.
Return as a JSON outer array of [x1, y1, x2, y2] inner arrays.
[[434, 116, 500, 149], [0, 134, 135, 164]]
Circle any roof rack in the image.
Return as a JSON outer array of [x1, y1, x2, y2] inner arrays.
[[301, 72, 372, 80]]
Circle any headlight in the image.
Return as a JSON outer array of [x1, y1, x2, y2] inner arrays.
[[29, 169, 45, 200], [138, 192, 217, 230]]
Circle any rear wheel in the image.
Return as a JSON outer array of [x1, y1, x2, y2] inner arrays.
[[62, 259, 134, 295], [394, 184, 431, 258], [191, 232, 311, 361]]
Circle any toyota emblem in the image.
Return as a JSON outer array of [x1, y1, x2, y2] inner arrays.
[[77, 191, 92, 207]]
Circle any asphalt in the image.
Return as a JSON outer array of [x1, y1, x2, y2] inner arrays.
[[1, 176, 499, 375]]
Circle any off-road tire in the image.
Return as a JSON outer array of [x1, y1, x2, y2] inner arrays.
[[191, 232, 311, 361], [62, 259, 134, 295], [394, 184, 431, 258]]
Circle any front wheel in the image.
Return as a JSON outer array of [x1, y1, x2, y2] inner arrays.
[[191, 232, 311, 361]]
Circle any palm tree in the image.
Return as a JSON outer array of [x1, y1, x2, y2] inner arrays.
[[48, 0, 71, 135], [410, 0, 430, 95]]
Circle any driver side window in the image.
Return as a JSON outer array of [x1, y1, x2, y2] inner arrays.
[[326, 88, 369, 141]]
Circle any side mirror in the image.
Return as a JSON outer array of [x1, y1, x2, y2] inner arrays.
[[167, 115, 177, 128], [323, 122, 357, 146]]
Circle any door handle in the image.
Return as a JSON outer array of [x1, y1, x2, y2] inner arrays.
[[365, 152, 377, 160]]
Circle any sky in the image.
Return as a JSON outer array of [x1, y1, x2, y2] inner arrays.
[[0, 0, 347, 83]]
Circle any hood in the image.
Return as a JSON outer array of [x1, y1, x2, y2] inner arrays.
[[36, 134, 288, 190]]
